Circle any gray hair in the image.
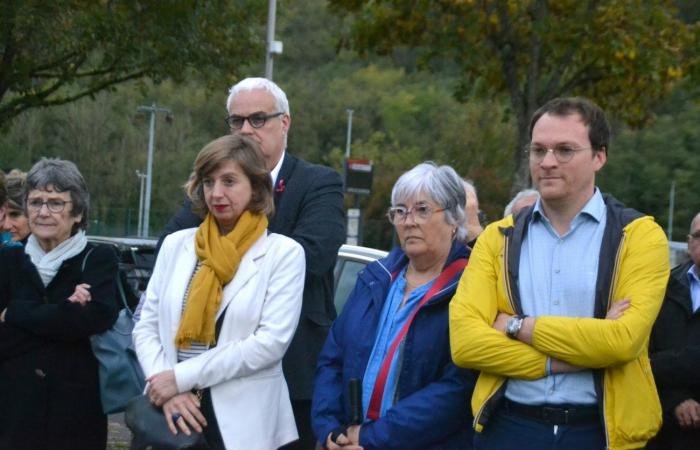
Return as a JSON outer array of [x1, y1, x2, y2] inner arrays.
[[504, 189, 539, 218], [391, 162, 467, 242], [25, 158, 89, 232], [226, 77, 290, 115], [5, 169, 27, 211]]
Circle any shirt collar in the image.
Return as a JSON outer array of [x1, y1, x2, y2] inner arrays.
[[688, 264, 700, 284], [532, 187, 605, 224], [269, 150, 286, 186]]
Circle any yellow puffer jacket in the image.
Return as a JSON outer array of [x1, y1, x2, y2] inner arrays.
[[449, 199, 669, 450]]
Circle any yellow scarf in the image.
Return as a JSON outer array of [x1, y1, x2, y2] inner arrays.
[[175, 211, 268, 349]]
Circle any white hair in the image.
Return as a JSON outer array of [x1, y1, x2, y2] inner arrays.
[[391, 162, 467, 242], [226, 77, 290, 115], [504, 189, 539, 217]]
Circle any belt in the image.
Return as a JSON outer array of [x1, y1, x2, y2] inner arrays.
[[504, 400, 600, 426]]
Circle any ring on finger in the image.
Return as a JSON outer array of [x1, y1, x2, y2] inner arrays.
[[172, 412, 182, 423]]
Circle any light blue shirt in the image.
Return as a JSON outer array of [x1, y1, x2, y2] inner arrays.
[[687, 265, 700, 313], [506, 189, 607, 406], [361, 267, 433, 419]]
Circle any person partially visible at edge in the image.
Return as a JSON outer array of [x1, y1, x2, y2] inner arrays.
[[0, 158, 119, 450], [0, 171, 6, 241], [134, 135, 306, 450], [647, 212, 700, 450], [312, 162, 476, 450], [449, 97, 669, 450], [1, 170, 30, 247], [503, 188, 539, 218], [156, 77, 345, 449], [461, 179, 483, 247]]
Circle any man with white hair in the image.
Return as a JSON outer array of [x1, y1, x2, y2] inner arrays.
[[158, 77, 346, 449], [504, 188, 539, 218]]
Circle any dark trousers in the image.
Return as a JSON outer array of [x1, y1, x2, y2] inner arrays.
[[278, 399, 314, 450], [200, 388, 225, 450], [474, 406, 606, 450]]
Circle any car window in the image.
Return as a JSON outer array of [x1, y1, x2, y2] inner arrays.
[[334, 259, 368, 314]]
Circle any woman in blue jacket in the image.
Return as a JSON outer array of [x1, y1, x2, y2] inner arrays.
[[312, 162, 476, 450]]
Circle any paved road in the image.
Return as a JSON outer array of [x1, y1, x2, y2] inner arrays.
[[107, 413, 132, 449]]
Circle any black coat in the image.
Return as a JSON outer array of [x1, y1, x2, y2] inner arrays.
[[648, 261, 700, 449], [158, 153, 346, 399], [0, 243, 119, 450]]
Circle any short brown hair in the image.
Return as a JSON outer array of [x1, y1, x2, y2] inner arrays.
[[6, 169, 27, 211], [186, 135, 274, 218]]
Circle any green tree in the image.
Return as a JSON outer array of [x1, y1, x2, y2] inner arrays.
[[0, 0, 264, 126], [328, 0, 697, 191]]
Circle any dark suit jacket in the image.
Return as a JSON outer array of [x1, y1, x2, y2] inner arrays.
[[648, 261, 700, 449], [158, 152, 346, 399], [0, 243, 119, 450]]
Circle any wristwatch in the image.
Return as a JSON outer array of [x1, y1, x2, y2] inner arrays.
[[506, 315, 526, 339]]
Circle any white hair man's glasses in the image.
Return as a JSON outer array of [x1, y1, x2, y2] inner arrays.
[[387, 204, 445, 225], [225, 112, 283, 130]]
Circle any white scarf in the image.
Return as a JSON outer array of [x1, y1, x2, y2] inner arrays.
[[25, 230, 88, 286]]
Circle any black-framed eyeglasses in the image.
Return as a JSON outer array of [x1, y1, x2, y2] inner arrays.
[[526, 144, 591, 163], [225, 112, 284, 130], [387, 204, 446, 225], [27, 199, 72, 213]]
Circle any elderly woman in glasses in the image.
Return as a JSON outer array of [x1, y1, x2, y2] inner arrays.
[[0, 158, 119, 449], [133, 135, 305, 450], [312, 162, 476, 450]]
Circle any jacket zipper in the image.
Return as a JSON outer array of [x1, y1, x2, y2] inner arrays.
[[601, 232, 625, 450]]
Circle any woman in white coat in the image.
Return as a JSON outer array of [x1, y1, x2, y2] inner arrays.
[[133, 134, 305, 450]]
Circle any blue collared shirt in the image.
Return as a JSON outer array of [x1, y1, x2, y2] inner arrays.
[[506, 188, 607, 406], [688, 265, 700, 313]]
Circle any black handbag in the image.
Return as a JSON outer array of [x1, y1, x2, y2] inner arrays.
[[88, 248, 146, 414], [125, 394, 207, 450], [125, 303, 230, 449]]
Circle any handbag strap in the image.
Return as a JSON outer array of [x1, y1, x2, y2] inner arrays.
[[366, 258, 467, 420], [81, 244, 132, 316]]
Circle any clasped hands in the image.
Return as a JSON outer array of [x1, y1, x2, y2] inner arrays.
[[147, 369, 208, 436], [0, 283, 94, 322]]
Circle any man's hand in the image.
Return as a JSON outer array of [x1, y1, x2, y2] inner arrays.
[[147, 370, 178, 406], [606, 298, 630, 320], [492, 312, 511, 333], [493, 312, 535, 345], [675, 399, 700, 428]]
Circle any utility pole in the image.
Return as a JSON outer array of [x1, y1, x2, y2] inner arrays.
[[264, 0, 283, 80], [345, 109, 354, 159], [136, 103, 171, 237]]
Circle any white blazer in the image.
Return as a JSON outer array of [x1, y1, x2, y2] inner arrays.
[[133, 228, 305, 450]]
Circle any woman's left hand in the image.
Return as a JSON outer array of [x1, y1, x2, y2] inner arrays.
[[147, 370, 179, 406], [67, 283, 92, 305]]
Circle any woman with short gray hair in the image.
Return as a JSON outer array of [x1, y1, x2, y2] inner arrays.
[[0, 157, 118, 449], [312, 162, 475, 449]]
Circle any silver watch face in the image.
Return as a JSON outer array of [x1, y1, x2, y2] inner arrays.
[[506, 316, 521, 337]]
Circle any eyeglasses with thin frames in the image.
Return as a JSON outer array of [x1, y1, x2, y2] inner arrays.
[[27, 199, 72, 213], [387, 204, 446, 225], [225, 112, 284, 130], [526, 144, 592, 163]]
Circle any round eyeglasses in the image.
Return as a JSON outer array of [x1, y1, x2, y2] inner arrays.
[[526, 144, 592, 163], [27, 199, 72, 213], [387, 204, 446, 225], [225, 112, 284, 130]]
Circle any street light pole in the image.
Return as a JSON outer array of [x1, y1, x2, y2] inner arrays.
[[265, 0, 283, 80], [137, 103, 171, 237], [345, 109, 354, 159], [135, 170, 146, 237]]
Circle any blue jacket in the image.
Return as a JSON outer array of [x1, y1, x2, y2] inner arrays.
[[311, 241, 475, 450]]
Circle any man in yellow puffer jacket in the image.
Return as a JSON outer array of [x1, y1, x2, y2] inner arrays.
[[449, 97, 669, 450]]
